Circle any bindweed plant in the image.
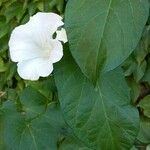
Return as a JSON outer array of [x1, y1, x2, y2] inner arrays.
[[0, 0, 150, 150]]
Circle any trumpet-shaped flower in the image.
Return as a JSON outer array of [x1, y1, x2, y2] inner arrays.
[[9, 12, 67, 80]]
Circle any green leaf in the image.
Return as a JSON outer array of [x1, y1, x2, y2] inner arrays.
[[0, 62, 16, 89], [28, 2, 38, 16], [122, 54, 147, 82], [138, 95, 150, 118], [65, 0, 149, 83], [0, 24, 10, 39], [133, 26, 150, 64], [137, 117, 150, 144], [59, 135, 91, 150], [25, 77, 56, 101], [54, 51, 139, 150], [134, 61, 147, 82], [0, 108, 4, 149], [122, 26, 149, 81], [142, 57, 150, 83], [7, 88, 18, 101], [0, 57, 7, 72], [126, 78, 140, 104], [0, 36, 9, 52], [20, 86, 48, 118], [4, 2, 24, 22], [1, 101, 67, 150], [130, 146, 138, 150], [56, 0, 64, 13]]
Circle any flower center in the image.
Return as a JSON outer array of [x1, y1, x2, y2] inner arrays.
[[41, 38, 52, 58], [43, 46, 52, 57]]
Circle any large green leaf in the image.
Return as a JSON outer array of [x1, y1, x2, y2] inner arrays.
[[54, 51, 139, 149], [0, 101, 67, 150], [65, 0, 149, 83]]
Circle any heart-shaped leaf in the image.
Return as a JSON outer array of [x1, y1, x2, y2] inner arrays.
[[0, 101, 67, 150], [55, 51, 139, 149], [65, 0, 149, 83]]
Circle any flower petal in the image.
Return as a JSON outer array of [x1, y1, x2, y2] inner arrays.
[[17, 58, 53, 80], [9, 12, 64, 63], [30, 12, 64, 34], [9, 23, 36, 62], [9, 22, 48, 62], [49, 40, 63, 63], [56, 28, 68, 43]]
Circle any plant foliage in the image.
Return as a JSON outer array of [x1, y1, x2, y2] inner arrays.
[[0, 0, 150, 150]]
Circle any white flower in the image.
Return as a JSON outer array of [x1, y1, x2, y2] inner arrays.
[[9, 12, 67, 80]]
